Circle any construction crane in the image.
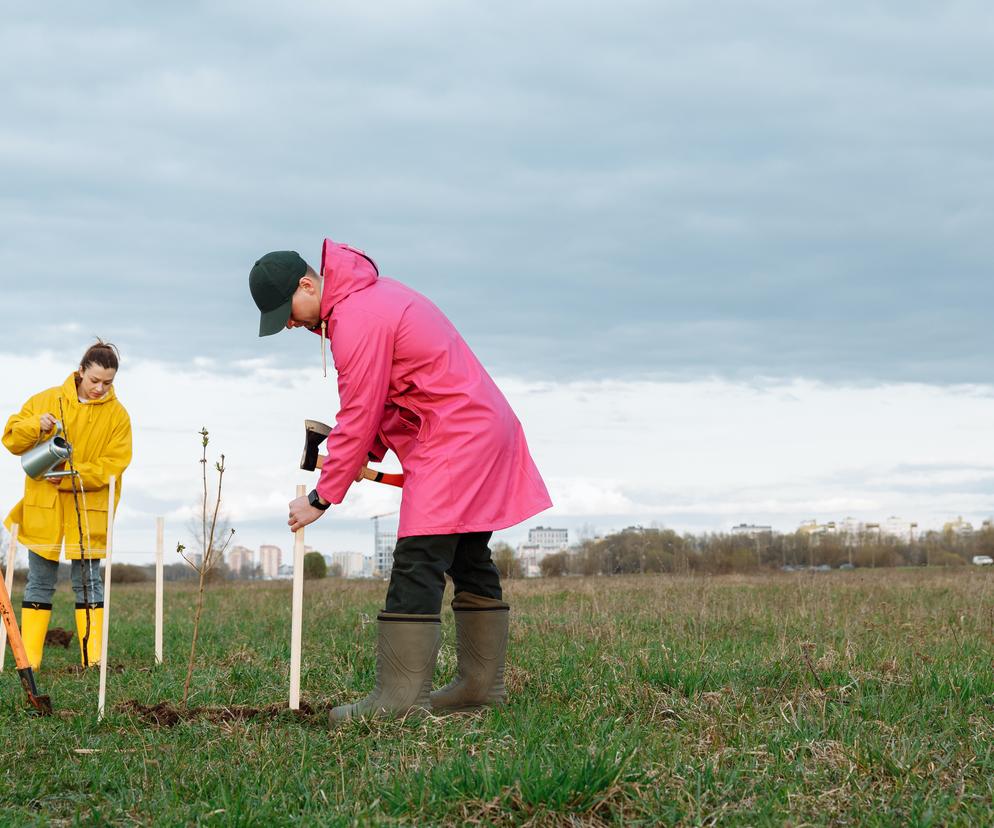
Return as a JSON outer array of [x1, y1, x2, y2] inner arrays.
[[370, 511, 399, 579]]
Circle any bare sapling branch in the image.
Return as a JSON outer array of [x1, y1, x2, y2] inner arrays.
[[179, 427, 235, 706]]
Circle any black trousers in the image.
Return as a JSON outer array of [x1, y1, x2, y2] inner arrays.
[[384, 531, 503, 615]]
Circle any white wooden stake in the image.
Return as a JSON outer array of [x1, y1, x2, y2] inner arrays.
[[155, 517, 164, 665], [98, 476, 116, 721], [289, 484, 306, 710], [0, 524, 18, 672]]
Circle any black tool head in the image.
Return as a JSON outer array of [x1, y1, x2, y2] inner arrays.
[[301, 419, 332, 471]]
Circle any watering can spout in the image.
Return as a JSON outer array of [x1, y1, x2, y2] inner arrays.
[[21, 430, 73, 480]]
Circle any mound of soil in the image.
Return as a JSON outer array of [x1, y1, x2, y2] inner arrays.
[[45, 628, 74, 648], [115, 699, 324, 726]]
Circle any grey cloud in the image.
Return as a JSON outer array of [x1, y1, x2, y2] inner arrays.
[[2, 2, 993, 381]]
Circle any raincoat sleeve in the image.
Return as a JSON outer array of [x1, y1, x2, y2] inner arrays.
[[316, 310, 394, 505], [2, 395, 44, 456], [58, 413, 133, 494]]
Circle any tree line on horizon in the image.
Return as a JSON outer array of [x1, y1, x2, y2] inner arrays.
[[7, 525, 992, 584], [491, 523, 994, 578]]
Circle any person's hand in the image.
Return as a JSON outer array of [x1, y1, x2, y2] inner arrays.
[[355, 464, 369, 483], [288, 495, 324, 533], [47, 475, 61, 487], [39, 413, 58, 433]]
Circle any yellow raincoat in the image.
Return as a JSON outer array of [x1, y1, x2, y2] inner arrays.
[[3, 374, 132, 561]]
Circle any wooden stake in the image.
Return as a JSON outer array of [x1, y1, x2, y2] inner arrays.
[[290, 484, 306, 710], [155, 517, 164, 665], [97, 476, 116, 721], [0, 524, 18, 672]]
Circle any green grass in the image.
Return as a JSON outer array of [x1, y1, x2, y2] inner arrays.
[[3, 569, 994, 825]]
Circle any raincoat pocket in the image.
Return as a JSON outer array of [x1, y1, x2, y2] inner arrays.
[[22, 485, 57, 534], [84, 507, 108, 545], [397, 407, 429, 443], [66, 506, 108, 557]]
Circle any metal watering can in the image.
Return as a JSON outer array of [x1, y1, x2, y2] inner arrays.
[[21, 422, 74, 480]]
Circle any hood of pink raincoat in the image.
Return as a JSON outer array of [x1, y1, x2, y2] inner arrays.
[[319, 239, 379, 320]]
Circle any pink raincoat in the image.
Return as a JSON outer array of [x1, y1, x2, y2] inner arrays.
[[314, 239, 552, 537]]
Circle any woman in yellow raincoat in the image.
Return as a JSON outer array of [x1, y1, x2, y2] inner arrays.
[[2, 341, 132, 668]]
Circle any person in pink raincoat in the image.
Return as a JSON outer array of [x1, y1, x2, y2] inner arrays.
[[249, 240, 551, 723]]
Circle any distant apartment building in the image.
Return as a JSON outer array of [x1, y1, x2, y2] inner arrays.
[[374, 522, 398, 578], [227, 545, 255, 577], [731, 523, 772, 538], [331, 550, 365, 578], [517, 526, 569, 577], [944, 516, 974, 537], [801, 517, 917, 544], [528, 526, 568, 549], [882, 516, 918, 542], [259, 544, 282, 579], [798, 520, 837, 536]]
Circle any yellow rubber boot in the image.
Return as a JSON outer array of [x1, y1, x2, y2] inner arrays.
[[75, 605, 104, 667], [20, 605, 52, 670]]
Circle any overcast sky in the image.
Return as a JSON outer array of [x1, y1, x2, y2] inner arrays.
[[2, 2, 993, 559]]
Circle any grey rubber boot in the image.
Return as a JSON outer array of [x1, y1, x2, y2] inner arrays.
[[430, 592, 509, 712], [329, 613, 441, 724]]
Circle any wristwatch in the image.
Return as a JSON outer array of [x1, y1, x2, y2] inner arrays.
[[307, 489, 331, 511]]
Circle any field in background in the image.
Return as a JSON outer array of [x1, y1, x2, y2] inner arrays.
[[2, 570, 994, 826]]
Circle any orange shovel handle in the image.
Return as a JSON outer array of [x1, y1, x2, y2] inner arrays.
[[0, 564, 52, 714], [0, 574, 30, 671]]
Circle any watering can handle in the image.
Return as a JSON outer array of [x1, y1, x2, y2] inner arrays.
[[30, 419, 60, 450]]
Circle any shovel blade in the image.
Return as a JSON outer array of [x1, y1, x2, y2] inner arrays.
[[17, 667, 53, 716]]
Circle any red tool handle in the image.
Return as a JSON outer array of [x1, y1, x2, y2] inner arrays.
[[361, 467, 404, 488]]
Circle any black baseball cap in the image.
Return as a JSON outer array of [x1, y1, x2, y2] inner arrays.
[[249, 251, 308, 336]]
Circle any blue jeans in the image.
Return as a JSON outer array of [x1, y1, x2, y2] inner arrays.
[[23, 550, 103, 608]]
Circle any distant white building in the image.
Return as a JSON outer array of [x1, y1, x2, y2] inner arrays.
[[839, 517, 861, 537], [374, 520, 398, 578], [797, 520, 837, 536], [517, 526, 569, 577], [227, 545, 255, 577], [516, 543, 543, 577], [528, 526, 568, 549], [882, 516, 918, 542], [731, 523, 772, 538], [259, 544, 282, 579], [331, 550, 365, 578], [945, 516, 974, 538]]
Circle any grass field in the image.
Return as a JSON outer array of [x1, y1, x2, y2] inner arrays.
[[3, 569, 994, 826]]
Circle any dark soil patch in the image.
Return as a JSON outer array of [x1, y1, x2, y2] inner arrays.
[[45, 628, 74, 648], [115, 699, 326, 726]]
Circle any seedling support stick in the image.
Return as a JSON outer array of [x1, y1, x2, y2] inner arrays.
[[155, 517, 164, 664], [0, 524, 18, 672], [97, 476, 116, 720], [290, 484, 306, 710]]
